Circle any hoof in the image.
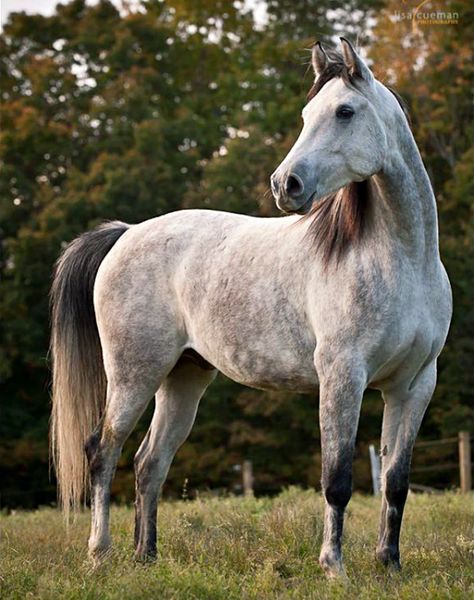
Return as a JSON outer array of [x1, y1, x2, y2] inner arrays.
[[134, 546, 157, 563], [88, 545, 112, 568], [319, 551, 348, 580], [376, 546, 401, 570]]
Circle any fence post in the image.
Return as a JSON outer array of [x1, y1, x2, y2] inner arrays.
[[369, 444, 381, 496], [458, 431, 472, 493], [242, 460, 254, 497]]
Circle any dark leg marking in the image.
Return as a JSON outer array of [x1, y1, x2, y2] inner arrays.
[[134, 498, 142, 549], [133, 430, 150, 551], [134, 453, 159, 560], [322, 457, 353, 508], [376, 453, 411, 569], [85, 426, 103, 486], [320, 448, 354, 572]]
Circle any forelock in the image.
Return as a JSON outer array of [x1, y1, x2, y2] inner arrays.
[[307, 49, 361, 103]]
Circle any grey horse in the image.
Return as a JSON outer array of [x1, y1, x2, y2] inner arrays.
[[50, 38, 452, 577]]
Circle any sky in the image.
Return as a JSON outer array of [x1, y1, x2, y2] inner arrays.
[[0, 0, 117, 30], [2, 0, 68, 25], [1, 0, 267, 31], [0, 0, 130, 28]]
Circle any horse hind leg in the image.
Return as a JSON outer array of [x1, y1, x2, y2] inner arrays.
[[376, 362, 437, 569], [85, 346, 180, 564], [85, 380, 157, 563], [134, 357, 217, 560]]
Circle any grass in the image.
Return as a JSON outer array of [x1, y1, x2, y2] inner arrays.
[[1, 488, 473, 599]]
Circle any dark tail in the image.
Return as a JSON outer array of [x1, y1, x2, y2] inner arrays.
[[50, 221, 129, 518]]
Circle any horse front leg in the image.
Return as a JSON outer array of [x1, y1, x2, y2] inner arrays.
[[315, 350, 366, 578], [376, 362, 436, 569]]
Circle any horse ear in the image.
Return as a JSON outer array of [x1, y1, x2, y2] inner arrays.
[[312, 42, 328, 78], [339, 37, 373, 83]]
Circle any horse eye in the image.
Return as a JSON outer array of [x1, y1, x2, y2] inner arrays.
[[336, 105, 355, 120]]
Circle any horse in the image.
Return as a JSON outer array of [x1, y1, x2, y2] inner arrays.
[[50, 38, 452, 577]]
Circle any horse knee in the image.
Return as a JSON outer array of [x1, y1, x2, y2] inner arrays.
[[322, 462, 352, 508], [384, 462, 410, 508]]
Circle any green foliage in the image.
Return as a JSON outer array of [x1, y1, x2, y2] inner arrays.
[[0, 0, 472, 507], [370, 0, 474, 438], [1, 491, 473, 599]]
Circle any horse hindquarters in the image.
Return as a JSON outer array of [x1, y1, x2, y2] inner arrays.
[[88, 257, 185, 561]]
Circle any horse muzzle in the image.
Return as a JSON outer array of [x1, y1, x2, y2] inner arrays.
[[271, 170, 316, 215]]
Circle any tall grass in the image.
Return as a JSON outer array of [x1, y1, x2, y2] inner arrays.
[[1, 489, 472, 599]]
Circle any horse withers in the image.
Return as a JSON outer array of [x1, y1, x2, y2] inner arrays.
[[50, 38, 452, 577]]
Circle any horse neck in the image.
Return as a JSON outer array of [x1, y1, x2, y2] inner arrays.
[[370, 127, 440, 264]]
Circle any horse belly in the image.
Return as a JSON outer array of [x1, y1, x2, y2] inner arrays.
[[199, 342, 318, 393], [212, 342, 318, 393], [187, 303, 318, 394]]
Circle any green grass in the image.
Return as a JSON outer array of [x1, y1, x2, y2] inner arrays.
[[1, 489, 472, 599]]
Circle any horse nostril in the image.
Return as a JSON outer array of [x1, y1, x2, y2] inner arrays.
[[285, 174, 304, 198]]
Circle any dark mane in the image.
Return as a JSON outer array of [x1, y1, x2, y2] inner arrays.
[[304, 181, 370, 266], [303, 49, 410, 265], [386, 86, 411, 126]]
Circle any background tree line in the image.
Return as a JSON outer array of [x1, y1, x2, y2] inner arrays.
[[0, 0, 472, 507]]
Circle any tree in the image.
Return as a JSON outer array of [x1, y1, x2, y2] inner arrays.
[[369, 0, 474, 442], [0, 0, 470, 507]]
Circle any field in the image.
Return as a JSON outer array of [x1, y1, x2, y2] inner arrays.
[[1, 488, 472, 599]]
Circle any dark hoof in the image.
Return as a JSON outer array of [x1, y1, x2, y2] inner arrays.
[[376, 547, 401, 570], [134, 547, 157, 563]]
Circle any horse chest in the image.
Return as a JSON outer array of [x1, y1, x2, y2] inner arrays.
[[368, 286, 449, 388], [309, 263, 448, 388]]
